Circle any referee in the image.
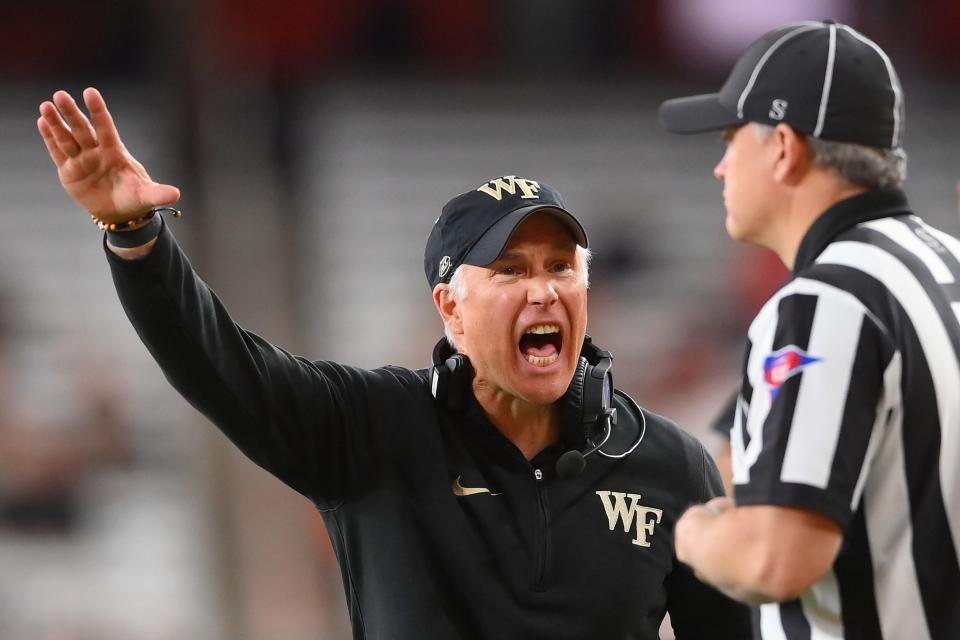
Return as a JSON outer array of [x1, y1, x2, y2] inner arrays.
[[659, 20, 960, 639]]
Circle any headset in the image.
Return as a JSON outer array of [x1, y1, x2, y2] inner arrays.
[[430, 335, 621, 478]]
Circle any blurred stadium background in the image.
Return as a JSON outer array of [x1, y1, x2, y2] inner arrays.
[[0, 1, 957, 638]]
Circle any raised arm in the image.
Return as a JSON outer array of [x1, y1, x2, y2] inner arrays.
[[36, 88, 404, 502], [37, 88, 180, 257]]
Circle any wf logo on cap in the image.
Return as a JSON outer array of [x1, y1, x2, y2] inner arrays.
[[476, 175, 540, 201]]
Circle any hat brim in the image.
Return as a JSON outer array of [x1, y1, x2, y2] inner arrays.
[[658, 93, 742, 134], [462, 205, 588, 267]]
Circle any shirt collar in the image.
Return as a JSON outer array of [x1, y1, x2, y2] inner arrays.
[[792, 187, 912, 274]]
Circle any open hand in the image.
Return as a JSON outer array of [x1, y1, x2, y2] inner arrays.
[[37, 88, 180, 224]]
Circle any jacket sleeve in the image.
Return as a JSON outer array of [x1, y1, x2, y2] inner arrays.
[[105, 220, 416, 502], [665, 441, 753, 639]]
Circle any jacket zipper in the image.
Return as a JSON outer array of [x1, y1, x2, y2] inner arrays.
[[532, 467, 549, 589]]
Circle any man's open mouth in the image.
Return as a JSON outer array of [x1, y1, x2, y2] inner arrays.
[[518, 324, 562, 367]]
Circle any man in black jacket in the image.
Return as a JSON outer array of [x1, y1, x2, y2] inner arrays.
[[37, 87, 750, 639]]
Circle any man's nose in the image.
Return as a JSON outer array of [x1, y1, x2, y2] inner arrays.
[[714, 154, 727, 181], [527, 276, 559, 305]]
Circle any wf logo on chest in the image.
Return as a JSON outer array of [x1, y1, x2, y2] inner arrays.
[[596, 491, 663, 547]]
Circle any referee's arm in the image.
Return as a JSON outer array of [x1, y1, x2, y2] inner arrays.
[[673, 500, 842, 604], [672, 286, 894, 604]]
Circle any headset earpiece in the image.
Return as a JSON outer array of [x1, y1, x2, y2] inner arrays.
[[560, 356, 589, 447], [430, 338, 472, 411], [560, 336, 615, 451]]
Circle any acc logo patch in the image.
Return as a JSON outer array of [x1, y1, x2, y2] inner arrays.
[[438, 255, 452, 279], [763, 345, 821, 400]]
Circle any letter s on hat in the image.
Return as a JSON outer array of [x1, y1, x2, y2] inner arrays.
[[769, 99, 788, 121]]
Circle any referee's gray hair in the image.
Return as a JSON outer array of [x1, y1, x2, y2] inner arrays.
[[752, 123, 907, 189], [443, 246, 592, 349]]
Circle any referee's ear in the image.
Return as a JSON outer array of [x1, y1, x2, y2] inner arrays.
[[771, 123, 813, 186]]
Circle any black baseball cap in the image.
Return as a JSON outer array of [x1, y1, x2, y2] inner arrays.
[[424, 175, 588, 289], [659, 20, 904, 149]]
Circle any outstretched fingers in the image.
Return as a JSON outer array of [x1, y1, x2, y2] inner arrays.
[[37, 117, 68, 167], [52, 90, 98, 150], [82, 88, 122, 149], [39, 99, 81, 158]]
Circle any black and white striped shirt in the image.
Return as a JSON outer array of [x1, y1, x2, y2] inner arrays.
[[731, 188, 960, 639]]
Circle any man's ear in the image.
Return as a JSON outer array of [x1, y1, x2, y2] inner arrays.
[[771, 123, 811, 185], [433, 284, 463, 337]]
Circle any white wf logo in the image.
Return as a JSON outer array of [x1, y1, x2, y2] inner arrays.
[[596, 491, 663, 548], [476, 175, 541, 201]]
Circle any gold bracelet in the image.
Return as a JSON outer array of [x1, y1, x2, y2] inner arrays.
[[90, 206, 182, 232]]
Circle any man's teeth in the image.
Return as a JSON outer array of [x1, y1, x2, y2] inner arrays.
[[522, 325, 560, 366], [525, 324, 560, 335], [525, 353, 560, 366]]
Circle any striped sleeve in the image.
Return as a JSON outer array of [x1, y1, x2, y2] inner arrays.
[[731, 278, 898, 528]]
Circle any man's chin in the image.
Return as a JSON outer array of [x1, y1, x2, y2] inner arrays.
[[724, 215, 741, 240], [524, 391, 566, 407], [515, 372, 573, 406]]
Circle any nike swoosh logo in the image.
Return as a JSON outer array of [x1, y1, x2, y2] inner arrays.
[[452, 475, 502, 497]]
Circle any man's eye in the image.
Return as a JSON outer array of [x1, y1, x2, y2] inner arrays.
[[552, 262, 572, 273], [499, 266, 519, 276]]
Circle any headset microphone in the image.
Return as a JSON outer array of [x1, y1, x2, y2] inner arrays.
[[557, 418, 617, 480], [556, 408, 615, 479], [554, 339, 616, 480], [555, 450, 585, 480]]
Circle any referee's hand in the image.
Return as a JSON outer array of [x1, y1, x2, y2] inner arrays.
[[37, 88, 180, 224], [675, 496, 733, 567]]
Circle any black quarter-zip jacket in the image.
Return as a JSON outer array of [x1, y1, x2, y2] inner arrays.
[[106, 223, 751, 639]]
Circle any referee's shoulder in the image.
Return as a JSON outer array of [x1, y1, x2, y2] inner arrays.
[[798, 258, 892, 313], [773, 253, 886, 308]]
